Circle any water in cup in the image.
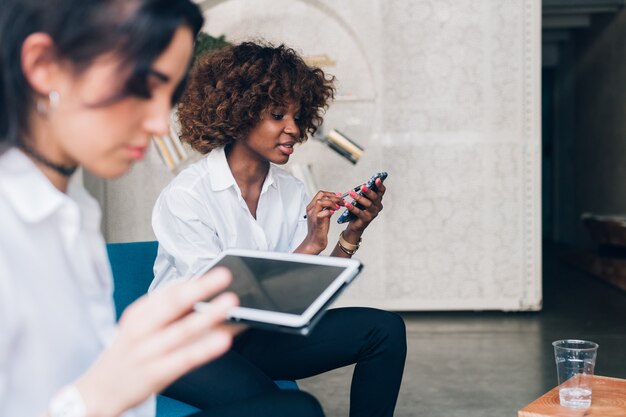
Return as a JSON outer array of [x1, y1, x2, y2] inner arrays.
[[559, 387, 592, 408], [555, 357, 594, 407], [552, 340, 598, 408]]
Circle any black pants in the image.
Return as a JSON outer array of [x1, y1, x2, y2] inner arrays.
[[165, 307, 407, 417]]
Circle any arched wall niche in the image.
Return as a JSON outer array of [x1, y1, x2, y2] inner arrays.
[[197, 0, 380, 170]]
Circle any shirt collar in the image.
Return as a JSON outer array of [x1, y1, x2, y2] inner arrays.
[[205, 146, 276, 193], [0, 148, 67, 223], [205, 147, 237, 191], [0, 148, 100, 230]]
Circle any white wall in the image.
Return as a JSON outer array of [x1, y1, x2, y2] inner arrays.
[[90, 0, 542, 311]]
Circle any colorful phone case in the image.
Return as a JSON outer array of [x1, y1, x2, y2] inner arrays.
[[336, 171, 388, 224]]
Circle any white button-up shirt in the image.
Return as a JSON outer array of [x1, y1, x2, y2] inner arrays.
[[0, 148, 154, 417], [150, 146, 310, 289]]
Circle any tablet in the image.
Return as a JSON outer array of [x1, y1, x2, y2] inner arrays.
[[194, 249, 362, 335]]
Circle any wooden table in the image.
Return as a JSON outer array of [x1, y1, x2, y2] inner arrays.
[[518, 375, 626, 416]]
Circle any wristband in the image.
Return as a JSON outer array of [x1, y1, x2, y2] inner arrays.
[[338, 231, 361, 255], [48, 385, 87, 417]]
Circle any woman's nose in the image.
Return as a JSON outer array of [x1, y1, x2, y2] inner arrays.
[[284, 118, 300, 136], [144, 103, 171, 137]]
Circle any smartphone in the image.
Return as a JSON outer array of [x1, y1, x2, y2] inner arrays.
[[336, 171, 388, 224]]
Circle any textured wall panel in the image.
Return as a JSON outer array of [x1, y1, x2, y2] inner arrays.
[[92, 0, 541, 311]]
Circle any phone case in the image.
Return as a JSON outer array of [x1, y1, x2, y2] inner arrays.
[[336, 171, 388, 224]]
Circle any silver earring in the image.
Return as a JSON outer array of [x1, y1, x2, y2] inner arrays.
[[48, 90, 60, 110]]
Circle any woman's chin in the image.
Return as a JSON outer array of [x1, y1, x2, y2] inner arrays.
[[271, 154, 290, 165], [87, 162, 134, 180]]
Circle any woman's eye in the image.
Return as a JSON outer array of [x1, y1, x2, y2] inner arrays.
[[271, 113, 284, 120]]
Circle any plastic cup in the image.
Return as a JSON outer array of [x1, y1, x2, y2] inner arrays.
[[552, 339, 599, 408]]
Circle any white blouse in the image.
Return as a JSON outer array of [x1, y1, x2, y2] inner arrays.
[[151, 146, 310, 289], [0, 148, 154, 417]]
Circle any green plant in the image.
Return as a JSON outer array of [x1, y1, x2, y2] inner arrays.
[[194, 32, 230, 58]]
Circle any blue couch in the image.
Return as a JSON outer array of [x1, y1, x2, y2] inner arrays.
[[106, 241, 297, 417]]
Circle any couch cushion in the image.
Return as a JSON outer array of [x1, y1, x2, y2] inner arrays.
[[156, 395, 200, 417], [107, 241, 159, 319]]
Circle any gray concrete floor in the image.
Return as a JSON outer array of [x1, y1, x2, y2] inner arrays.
[[298, 245, 626, 416]]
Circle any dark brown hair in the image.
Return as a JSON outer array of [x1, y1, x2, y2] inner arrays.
[[0, 0, 203, 154], [178, 41, 335, 154]]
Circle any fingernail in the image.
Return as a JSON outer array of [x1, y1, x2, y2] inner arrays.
[[346, 202, 353, 209], [330, 210, 335, 214], [213, 292, 238, 308], [335, 204, 340, 209], [343, 199, 348, 205], [361, 186, 369, 192], [204, 268, 230, 283], [349, 191, 357, 198]]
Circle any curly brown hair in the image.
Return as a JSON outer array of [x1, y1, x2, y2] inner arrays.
[[177, 41, 335, 154]]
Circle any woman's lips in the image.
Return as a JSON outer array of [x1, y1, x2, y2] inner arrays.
[[278, 143, 294, 155], [127, 145, 147, 160]]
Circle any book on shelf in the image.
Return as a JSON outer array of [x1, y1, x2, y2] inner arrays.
[[152, 132, 188, 171], [323, 129, 363, 164]]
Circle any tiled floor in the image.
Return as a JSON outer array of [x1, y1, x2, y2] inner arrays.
[[299, 244, 626, 416]]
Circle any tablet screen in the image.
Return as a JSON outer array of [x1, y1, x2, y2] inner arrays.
[[214, 255, 347, 314]]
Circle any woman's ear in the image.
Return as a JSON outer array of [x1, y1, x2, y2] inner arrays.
[[20, 33, 60, 96]]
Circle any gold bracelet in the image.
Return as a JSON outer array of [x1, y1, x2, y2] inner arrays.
[[338, 231, 361, 255], [338, 244, 356, 256]]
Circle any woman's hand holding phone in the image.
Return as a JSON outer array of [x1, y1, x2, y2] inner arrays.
[[330, 172, 386, 258], [295, 172, 387, 256], [337, 172, 387, 227], [341, 175, 386, 232]]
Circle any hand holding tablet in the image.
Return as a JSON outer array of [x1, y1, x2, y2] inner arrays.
[[194, 249, 362, 335]]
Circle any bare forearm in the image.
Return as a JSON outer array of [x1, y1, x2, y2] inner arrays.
[[293, 239, 325, 255]]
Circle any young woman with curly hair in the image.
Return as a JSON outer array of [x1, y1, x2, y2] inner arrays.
[[150, 41, 406, 417]]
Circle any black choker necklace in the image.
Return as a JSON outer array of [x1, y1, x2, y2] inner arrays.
[[19, 143, 78, 177]]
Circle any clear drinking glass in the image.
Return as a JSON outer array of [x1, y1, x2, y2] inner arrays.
[[552, 339, 599, 408]]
